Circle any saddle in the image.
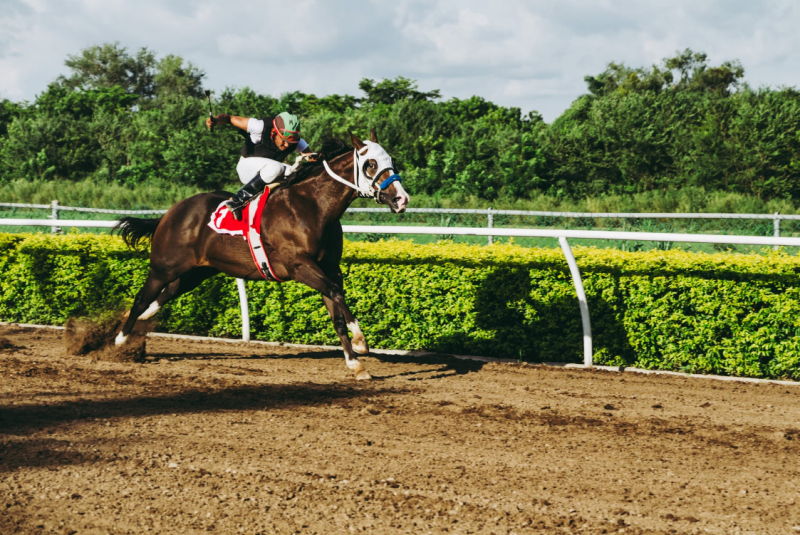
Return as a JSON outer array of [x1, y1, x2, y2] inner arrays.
[[207, 188, 282, 281]]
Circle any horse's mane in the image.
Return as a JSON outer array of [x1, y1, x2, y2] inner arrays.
[[282, 137, 351, 188]]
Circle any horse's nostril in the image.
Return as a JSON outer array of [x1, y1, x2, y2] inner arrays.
[[394, 196, 408, 212]]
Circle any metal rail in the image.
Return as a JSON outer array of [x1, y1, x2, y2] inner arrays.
[[6, 201, 800, 218], [2, 201, 798, 243]]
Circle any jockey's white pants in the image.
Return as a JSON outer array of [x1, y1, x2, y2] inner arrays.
[[236, 157, 286, 185]]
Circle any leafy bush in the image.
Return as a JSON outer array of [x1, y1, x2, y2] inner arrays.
[[1, 233, 798, 380]]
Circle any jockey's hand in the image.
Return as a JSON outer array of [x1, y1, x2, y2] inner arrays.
[[206, 114, 231, 131], [302, 152, 320, 163]]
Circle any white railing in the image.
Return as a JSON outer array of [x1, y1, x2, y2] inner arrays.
[[0, 201, 164, 234], [353, 207, 797, 243], [2, 217, 800, 368], [2, 201, 799, 243]]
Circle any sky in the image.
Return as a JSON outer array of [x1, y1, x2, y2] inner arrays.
[[1, 0, 799, 122]]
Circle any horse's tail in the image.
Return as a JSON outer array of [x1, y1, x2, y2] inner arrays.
[[114, 216, 161, 249]]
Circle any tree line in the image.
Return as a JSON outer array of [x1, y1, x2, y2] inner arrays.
[[0, 44, 798, 201]]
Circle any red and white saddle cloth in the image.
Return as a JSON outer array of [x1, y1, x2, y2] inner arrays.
[[207, 188, 283, 281]]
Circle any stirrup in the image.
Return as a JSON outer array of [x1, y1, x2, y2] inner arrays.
[[226, 198, 247, 221]]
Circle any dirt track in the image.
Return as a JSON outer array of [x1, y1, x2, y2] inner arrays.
[[1, 324, 799, 534]]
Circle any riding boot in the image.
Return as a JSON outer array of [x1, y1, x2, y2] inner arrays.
[[226, 173, 267, 221]]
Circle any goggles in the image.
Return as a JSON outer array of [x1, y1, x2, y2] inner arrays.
[[272, 118, 300, 142]]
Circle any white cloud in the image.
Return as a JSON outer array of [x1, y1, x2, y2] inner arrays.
[[0, 0, 798, 119]]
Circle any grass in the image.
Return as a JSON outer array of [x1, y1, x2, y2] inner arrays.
[[1, 179, 799, 253], [0, 178, 203, 209], [3, 179, 798, 214]]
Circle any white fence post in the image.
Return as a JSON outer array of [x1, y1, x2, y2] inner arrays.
[[558, 237, 593, 366], [774, 212, 780, 250], [487, 207, 494, 245], [235, 278, 250, 342], [50, 200, 60, 234]]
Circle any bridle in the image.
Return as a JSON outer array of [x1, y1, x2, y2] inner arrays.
[[322, 141, 402, 202]]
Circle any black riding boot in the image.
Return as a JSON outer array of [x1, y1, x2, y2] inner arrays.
[[226, 173, 267, 221]]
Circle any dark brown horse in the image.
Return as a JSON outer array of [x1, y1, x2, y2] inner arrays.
[[113, 132, 410, 380]]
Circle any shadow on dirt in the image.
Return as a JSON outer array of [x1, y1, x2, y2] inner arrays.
[[0, 438, 102, 472], [0, 383, 410, 439], [368, 353, 486, 380], [146, 349, 487, 380], [146, 349, 344, 361]]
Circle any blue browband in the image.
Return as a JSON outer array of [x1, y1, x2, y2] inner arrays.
[[379, 173, 402, 190]]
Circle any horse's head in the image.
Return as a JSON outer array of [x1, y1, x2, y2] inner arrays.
[[350, 131, 410, 213]]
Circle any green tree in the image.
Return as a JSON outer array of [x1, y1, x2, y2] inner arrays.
[[60, 43, 156, 97], [358, 76, 441, 105], [0, 84, 140, 182], [3, 45, 798, 204], [542, 50, 754, 197], [59, 43, 206, 102], [584, 49, 744, 98], [665, 49, 744, 94], [153, 54, 206, 100], [584, 62, 673, 97], [216, 87, 279, 119], [0, 99, 23, 136]]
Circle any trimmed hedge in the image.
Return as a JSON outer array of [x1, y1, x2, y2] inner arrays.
[[1, 232, 799, 380]]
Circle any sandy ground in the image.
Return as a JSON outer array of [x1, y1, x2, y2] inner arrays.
[[1, 324, 799, 535]]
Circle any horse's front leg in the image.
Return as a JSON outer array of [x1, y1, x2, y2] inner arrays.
[[291, 261, 371, 380], [322, 293, 370, 373], [325, 295, 371, 381], [323, 294, 368, 355], [319, 264, 369, 355]]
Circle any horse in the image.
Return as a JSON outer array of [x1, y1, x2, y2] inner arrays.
[[113, 131, 410, 380]]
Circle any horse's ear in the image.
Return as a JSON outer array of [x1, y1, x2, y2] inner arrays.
[[350, 132, 365, 149], [369, 128, 378, 143]]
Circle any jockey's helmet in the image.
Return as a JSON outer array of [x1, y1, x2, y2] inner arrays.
[[273, 112, 301, 143]]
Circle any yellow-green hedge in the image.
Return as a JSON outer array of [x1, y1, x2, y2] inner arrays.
[[1, 233, 799, 379]]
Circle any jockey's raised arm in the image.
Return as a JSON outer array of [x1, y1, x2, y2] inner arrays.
[[205, 113, 248, 131]]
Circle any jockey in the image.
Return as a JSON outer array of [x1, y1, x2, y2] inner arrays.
[[205, 111, 318, 220]]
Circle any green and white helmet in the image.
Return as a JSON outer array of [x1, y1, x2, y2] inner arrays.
[[272, 112, 301, 142]]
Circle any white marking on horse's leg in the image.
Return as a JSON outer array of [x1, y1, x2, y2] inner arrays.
[[137, 301, 161, 320], [348, 320, 369, 354], [344, 350, 371, 381], [114, 332, 128, 346]]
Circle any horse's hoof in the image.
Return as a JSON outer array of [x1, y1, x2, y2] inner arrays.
[[352, 341, 369, 355], [355, 370, 372, 381], [346, 357, 371, 380], [114, 332, 128, 346]]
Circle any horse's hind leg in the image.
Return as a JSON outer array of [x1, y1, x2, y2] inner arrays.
[[115, 270, 170, 345], [136, 267, 219, 321], [115, 267, 218, 345]]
